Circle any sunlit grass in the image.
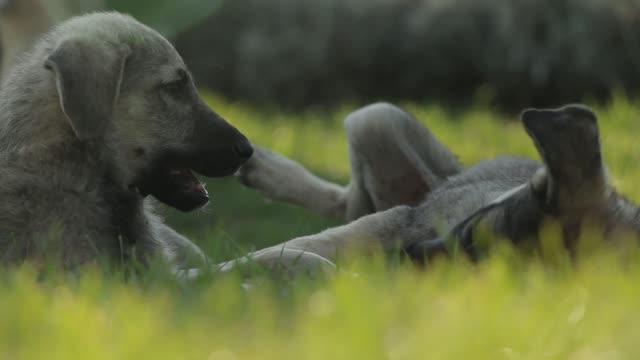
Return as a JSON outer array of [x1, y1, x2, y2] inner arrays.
[[4, 95, 640, 359]]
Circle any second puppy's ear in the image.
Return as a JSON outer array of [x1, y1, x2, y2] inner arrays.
[[522, 104, 609, 210]]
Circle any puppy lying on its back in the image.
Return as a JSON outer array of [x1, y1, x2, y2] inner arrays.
[[226, 104, 640, 273], [0, 12, 253, 269]]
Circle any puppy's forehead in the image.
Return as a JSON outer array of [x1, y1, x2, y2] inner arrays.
[[53, 12, 181, 61], [52, 12, 186, 79], [127, 39, 184, 71], [154, 64, 186, 81]]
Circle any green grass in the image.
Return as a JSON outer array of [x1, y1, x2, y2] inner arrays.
[[5, 95, 640, 359]]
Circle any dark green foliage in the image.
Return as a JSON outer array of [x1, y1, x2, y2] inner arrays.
[[107, 0, 225, 37], [175, 0, 640, 110]]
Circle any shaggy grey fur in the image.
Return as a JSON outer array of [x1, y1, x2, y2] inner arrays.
[[0, 12, 252, 271]]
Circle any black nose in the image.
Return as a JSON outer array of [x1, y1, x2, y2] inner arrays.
[[233, 141, 254, 160]]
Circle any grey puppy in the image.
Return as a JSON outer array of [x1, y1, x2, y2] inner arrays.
[[0, 12, 253, 270], [225, 103, 640, 273]]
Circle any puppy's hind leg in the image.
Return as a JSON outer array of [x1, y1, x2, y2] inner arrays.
[[174, 205, 425, 279], [242, 205, 425, 265], [344, 103, 462, 221]]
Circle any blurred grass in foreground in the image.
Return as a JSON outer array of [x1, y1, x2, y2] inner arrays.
[[4, 94, 640, 358]]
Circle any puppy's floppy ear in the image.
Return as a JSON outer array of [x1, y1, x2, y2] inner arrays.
[[45, 37, 131, 141]]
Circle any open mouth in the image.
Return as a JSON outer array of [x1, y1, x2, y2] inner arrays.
[[133, 141, 253, 211], [135, 166, 210, 212], [167, 167, 209, 199]]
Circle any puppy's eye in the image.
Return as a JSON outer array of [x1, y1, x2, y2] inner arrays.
[[162, 77, 188, 93]]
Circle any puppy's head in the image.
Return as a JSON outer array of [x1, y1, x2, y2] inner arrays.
[[43, 12, 252, 211]]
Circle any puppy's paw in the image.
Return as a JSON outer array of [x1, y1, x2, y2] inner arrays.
[[237, 146, 304, 200]]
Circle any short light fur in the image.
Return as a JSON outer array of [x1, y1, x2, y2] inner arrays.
[[225, 103, 640, 274]]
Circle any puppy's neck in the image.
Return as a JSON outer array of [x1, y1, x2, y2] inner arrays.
[[1, 134, 132, 194]]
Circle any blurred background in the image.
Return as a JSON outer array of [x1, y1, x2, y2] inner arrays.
[[2, 0, 640, 111]]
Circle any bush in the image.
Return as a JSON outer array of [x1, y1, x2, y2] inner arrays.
[[175, 0, 640, 110]]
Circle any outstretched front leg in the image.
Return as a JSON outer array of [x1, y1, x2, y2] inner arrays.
[[239, 146, 349, 220]]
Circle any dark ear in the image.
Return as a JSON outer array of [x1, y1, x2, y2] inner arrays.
[[45, 37, 131, 140], [521, 104, 608, 209]]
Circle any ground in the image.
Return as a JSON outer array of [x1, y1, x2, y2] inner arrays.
[[3, 94, 640, 359]]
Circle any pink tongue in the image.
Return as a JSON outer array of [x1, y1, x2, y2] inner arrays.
[[171, 168, 208, 196]]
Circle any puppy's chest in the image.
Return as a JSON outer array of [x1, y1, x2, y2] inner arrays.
[[105, 192, 154, 253], [110, 195, 142, 242]]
